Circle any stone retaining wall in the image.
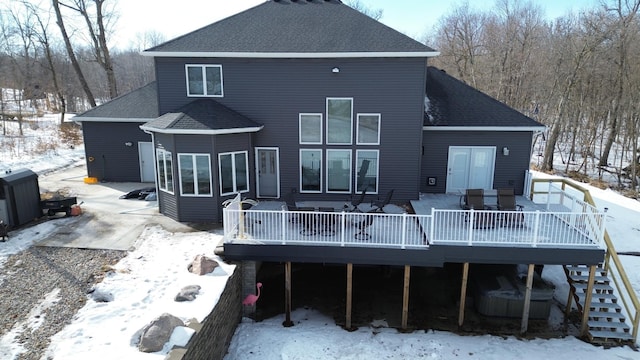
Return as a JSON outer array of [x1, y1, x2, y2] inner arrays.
[[180, 268, 242, 360]]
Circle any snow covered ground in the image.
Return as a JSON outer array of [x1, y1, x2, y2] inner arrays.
[[0, 114, 639, 359]]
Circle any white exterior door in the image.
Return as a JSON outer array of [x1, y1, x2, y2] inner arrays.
[[138, 142, 155, 183], [445, 146, 496, 193], [256, 147, 280, 198]]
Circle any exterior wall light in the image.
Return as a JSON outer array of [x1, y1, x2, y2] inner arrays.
[[332, 67, 340, 73], [502, 147, 510, 156], [125, 142, 133, 147]]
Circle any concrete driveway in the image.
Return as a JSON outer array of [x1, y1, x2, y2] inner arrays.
[[36, 164, 202, 250]]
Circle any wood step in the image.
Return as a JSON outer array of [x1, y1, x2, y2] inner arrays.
[[577, 292, 618, 301], [589, 311, 626, 321], [589, 329, 635, 341], [572, 282, 613, 292], [569, 274, 610, 283], [588, 320, 630, 330], [565, 265, 606, 274]]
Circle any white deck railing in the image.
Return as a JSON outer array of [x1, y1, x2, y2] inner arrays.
[[223, 206, 605, 249]]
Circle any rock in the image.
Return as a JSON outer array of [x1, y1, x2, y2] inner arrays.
[[174, 285, 201, 302], [138, 313, 184, 353], [187, 255, 219, 275], [89, 288, 114, 302]]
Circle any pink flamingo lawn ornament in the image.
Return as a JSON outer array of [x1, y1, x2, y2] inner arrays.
[[242, 282, 262, 306]]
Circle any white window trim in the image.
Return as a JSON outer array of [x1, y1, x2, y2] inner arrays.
[[218, 151, 249, 196], [299, 149, 322, 194], [356, 113, 381, 145], [299, 113, 323, 145], [326, 97, 353, 145], [356, 149, 380, 194], [177, 153, 213, 197], [326, 149, 352, 194], [156, 148, 174, 195], [185, 64, 224, 97]]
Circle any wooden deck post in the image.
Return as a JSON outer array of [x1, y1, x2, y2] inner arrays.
[[402, 265, 411, 330], [580, 265, 597, 337], [346, 263, 353, 330], [283, 261, 294, 327], [458, 262, 470, 327], [520, 264, 535, 334]]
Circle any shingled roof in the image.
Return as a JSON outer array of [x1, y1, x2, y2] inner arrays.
[[140, 99, 263, 135], [144, 0, 437, 58], [73, 82, 158, 122], [424, 67, 545, 130]]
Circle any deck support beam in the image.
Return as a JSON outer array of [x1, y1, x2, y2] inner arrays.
[[458, 262, 469, 327], [580, 265, 596, 337], [346, 263, 353, 330], [283, 261, 294, 327], [520, 263, 535, 334], [402, 265, 410, 330]]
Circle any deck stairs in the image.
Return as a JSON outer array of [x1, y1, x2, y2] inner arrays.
[[564, 264, 634, 344]]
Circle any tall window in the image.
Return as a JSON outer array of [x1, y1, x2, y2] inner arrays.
[[357, 114, 381, 145], [300, 149, 322, 193], [356, 150, 379, 193], [178, 154, 212, 196], [219, 151, 248, 195], [186, 64, 223, 97], [299, 113, 322, 144], [326, 98, 352, 144], [156, 149, 173, 193], [326, 149, 351, 193]]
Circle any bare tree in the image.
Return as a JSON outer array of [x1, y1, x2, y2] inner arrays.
[[58, 0, 118, 99], [52, 0, 96, 107], [344, 0, 383, 20]]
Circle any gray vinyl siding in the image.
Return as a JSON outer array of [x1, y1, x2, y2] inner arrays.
[[155, 57, 427, 203], [82, 122, 151, 182], [421, 130, 534, 194]]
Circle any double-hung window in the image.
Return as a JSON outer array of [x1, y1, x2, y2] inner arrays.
[[219, 151, 249, 195], [178, 154, 212, 196], [186, 64, 223, 97], [156, 149, 173, 193]]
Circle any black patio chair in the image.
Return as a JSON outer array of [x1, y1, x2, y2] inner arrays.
[[497, 188, 525, 227], [370, 189, 394, 213], [462, 189, 491, 210], [346, 188, 367, 212], [283, 193, 301, 223], [354, 215, 373, 240]]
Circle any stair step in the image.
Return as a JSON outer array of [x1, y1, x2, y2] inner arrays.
[[586, 302, 622, 311], [589, 311, 626, 321], [588, 320, 630, 330], [589, 329, 635, 341], [569, 274, 610, 283], [565, 265, 606, 274], [577, 292, 618, 301], [572, 282, 613, 292]]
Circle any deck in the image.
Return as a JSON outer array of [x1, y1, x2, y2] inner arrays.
[[222, 190, 606, 267]]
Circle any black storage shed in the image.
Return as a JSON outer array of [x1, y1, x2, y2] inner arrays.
[[0, 169, 41, 227]]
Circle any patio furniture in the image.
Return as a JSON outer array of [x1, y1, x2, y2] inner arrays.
[[299, 207, 318, 235], [354, 215, 373, 240], [461, 189, 491, 210], [284, 193, 301, 223], [318, 207, 337, 236], [370, 189, 394, 212], [497, 188, 525, 227], [346, 188, 368, 212]]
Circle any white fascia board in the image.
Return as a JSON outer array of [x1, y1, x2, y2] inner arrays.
[[142, 51, 440, 58], [73, 116, 153, 123], [139, 125, 264, 135], [423, 126, 547, 132]]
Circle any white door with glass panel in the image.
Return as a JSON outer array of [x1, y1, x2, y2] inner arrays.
[[138, 142, 155, 183], [256, 148, 280, 198], [445, 146, 496, 193]]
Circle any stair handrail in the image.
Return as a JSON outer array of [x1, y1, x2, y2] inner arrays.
[[530, 178, 640, 342]]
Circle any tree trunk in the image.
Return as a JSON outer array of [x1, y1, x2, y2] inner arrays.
[[52, 0, 96, 107]]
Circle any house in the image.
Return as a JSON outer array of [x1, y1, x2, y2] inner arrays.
[[74, 1, 633, 343], [75, 0, 543, 222]]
